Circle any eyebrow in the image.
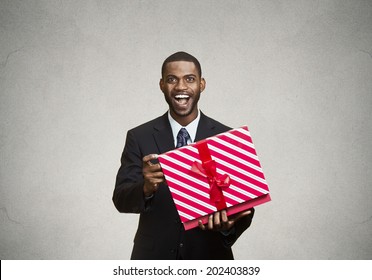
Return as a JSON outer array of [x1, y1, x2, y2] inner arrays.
[[166, 74, 196, 78]]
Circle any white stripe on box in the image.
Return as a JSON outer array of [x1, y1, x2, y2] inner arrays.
[[224, 131, 255, 149], [162, 169, 210, 198], [169, 192, 216, 216], [171, 147, 201, 162], [169, 186, 216, 212], [210, 151, 267, 185], [236, 127, 251, 137], [207, 144, 262, 173], [160, 162, 209, 189], [211, 137, 259, 161], [222, 190, 245, 203], [177, 209, 196, 221], [160, 154, 191, 169], [228, 184, 258, 199], [217, 167, 269, 195]]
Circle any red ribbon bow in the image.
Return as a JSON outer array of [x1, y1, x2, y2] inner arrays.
[[191, 140, 230, 210]]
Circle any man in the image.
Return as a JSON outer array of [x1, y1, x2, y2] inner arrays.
[[113, 51, 254, 259]]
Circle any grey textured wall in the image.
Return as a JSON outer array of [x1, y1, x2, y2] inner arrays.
[[1, 0, 371, 259]]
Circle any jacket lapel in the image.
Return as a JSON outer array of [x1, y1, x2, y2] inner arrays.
[[195, 111, 217, 141], [153, 113, 175, 154]]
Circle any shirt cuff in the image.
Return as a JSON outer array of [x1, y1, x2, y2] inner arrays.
[[144, 194, 154, 201]]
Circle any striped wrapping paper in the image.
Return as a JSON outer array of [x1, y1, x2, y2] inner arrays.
[[158, 126, 271, 230]]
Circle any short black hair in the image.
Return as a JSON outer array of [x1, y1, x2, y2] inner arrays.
[[161, 51, 202, 78]]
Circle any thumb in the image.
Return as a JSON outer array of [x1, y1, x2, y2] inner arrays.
[[231, 210, 252, 223]]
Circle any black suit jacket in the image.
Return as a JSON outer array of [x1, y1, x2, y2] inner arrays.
[[113, 112, 254, 259]]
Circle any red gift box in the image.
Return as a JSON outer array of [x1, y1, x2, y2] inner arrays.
[[158, 126, 271, 230]]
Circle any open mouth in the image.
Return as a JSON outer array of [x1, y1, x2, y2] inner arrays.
[[174, 94, 190, 105]]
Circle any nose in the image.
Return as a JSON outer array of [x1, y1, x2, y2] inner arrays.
[[175, 79, 187, 91]]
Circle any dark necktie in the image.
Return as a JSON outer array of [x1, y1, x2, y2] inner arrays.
[[176, 128, 191, 148]]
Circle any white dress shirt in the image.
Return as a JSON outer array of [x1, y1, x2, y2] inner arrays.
[[168, 110, 201, 147]]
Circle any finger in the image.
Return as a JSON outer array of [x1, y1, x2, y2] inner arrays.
[[152, 177, 165, 185], [208, 214, 214, 230], [143, 178, 163, 194], [144, 171, 164, 179], [145, 178, 164, 188], [221, 210, 228, 224], [218, 210, 230, 231], [142, 154, 158, 165], [144, 164, 163, 173], [231, 210, 252, 223], [143, 169, 163, 182], [198, 220, 205, 230], [237, 210, 252, 218], [214, 212, 221, 229]]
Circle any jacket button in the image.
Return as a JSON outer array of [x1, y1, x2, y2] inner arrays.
[[179, 243, 184, 248]]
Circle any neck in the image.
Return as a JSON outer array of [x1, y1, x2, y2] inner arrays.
[[170, 109, 198, 127]]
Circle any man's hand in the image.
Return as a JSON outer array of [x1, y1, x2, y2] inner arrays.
[[143, 154, 165, 197], [198, 209, 252, 231]]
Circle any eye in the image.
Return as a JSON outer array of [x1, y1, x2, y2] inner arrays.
[[166, 76, 177, 84], [186, 76, 195, 83]]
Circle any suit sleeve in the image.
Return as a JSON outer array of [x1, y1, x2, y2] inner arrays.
[[222, 208, 255, 248], [112, 130, 147, 213]]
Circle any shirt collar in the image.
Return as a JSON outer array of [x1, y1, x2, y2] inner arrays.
[[168, 110, 200, 147]]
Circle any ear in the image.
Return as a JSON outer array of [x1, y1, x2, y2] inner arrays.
[[200, 78, 206, 92], [159, 79, 164, 92]]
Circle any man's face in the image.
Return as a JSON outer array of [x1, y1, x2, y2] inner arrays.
[[160, 61, 205, 123]]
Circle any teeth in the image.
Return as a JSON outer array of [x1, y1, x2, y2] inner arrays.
[[175, 94, 190, 99]]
